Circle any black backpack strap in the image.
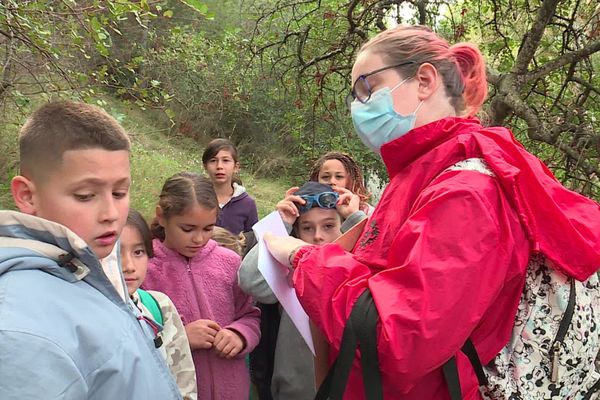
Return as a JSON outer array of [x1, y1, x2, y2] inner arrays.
[[549, 278, 576, 382], [461, 338, 488, 386], [443, 338, 488, 400], [315, 292, 361, 400], [315, 289, 382, 400], [442, 356, 463, 400], [353, 290, 383, 400]]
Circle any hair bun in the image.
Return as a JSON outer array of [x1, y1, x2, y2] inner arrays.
[[450, 43, 488, 116]]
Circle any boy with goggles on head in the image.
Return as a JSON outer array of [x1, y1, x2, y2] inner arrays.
[[296, 188, 339, 214], [237, 181, 367, 400]]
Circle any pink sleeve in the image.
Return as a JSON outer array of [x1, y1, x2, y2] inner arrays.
[[225, 279, 261, 356], [293, 172, 527, 393]]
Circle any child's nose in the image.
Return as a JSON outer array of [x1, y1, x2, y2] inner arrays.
[[313, 229, 324, 243], [121, 254, 134, 273], [192, 232, 205, 244]]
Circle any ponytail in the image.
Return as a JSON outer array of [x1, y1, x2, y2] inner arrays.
[[450, 43, 488, 116]]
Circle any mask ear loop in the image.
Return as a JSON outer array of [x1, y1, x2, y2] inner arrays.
[[390, 76, 413, 92], [413, 100, 424, 115]]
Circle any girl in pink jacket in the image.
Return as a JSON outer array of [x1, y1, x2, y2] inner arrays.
[[143, 172, 261, 400]]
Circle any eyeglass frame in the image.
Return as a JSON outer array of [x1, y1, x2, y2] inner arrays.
[[297, 191, 339, 213], [345, 61, 417, 110]]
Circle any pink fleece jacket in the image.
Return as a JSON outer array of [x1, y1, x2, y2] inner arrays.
[[143, 239, 261, 400]]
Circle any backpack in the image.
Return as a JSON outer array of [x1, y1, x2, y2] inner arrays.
[[457, 255, 600, 399], [137, 288, 164, 326]]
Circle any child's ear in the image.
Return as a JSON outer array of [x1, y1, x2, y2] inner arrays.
[[234, 161, 241, 173], [155, 205, 166, 227], [11, 175, 37, 215]]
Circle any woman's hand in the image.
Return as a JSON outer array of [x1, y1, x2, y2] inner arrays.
[[334, 187, 360, 219], [263, 232, 309, 267], [275, 186, 304, 226], [213, 328, 245, 359], [185, 319, 221, 350]]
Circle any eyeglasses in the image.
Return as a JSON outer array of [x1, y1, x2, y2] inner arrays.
[[298, 192, 339, 213], [345, 61, 416, 110]]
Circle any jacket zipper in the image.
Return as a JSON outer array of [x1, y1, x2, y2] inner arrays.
[[186, 259, 216, 399]]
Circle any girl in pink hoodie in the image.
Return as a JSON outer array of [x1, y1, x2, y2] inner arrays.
[[143, 172, 261, 400]]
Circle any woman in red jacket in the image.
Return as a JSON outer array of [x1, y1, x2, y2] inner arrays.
[[264, 25, 600, 399]]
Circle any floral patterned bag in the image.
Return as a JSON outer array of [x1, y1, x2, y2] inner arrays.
[[445, 255, 600, 399]]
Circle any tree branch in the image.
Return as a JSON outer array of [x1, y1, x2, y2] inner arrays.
[[513, 0, 561, 74], [571, 76, 600, 96], [525, 38, 600, 81]]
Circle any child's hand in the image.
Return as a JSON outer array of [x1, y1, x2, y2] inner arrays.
[[276, 186, 304, 226], [334, 187, 360, 219], [185, 319, 221, 350], [213, 328, 245, 359]]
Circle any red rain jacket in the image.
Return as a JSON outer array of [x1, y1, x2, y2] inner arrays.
[[292, 117, 600, 399]]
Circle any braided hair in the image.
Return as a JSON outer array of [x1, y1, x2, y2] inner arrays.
[[309, 151, 371, 212]]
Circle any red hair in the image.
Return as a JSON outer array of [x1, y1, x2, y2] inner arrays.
[[360, 25, 487, 117]]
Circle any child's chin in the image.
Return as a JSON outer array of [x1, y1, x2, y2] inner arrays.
[[94, 247, 115, 260]]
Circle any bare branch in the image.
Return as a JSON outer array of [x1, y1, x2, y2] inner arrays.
[[525, 38, 600, 81], [513, 0, 561, 74], [571, 76, 600, 96]]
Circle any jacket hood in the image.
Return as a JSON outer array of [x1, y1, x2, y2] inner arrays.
[[0, 211, 97, 280], [380, 117, 600, 281], [230, 183, 249, 203], [0, 211, 127, 303]]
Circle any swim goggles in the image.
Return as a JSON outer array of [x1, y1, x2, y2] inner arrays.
[[298, 191, 339, 213]]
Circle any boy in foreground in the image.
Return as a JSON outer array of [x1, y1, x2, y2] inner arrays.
[[0, 101, 182, 399]]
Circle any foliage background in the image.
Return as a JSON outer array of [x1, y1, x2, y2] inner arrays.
[[1, 0, 599, 215]]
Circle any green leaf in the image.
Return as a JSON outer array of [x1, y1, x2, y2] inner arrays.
[[164, 10, 174, 18], [178, 0, 208, 15]]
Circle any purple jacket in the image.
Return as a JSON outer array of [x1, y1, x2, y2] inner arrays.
[[217, 184, 258, 234], [143, 239, 261, 400]]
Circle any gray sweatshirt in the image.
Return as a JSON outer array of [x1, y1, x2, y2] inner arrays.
[[237, 211, 367, 400]]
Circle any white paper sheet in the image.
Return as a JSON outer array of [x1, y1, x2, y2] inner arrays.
[[252, 211, 315, 355]]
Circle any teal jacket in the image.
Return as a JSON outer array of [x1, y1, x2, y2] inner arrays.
[[0, 211, 182, 400]]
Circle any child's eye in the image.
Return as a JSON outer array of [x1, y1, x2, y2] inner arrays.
[[324, 224, 335, 230], [204, 226, 215, 232], [113, 191, 128, 199], [301, 226, 314, 233], [133, 249, 146, 257], [74, 193, 94, 201], [181, 227, 193, 233]]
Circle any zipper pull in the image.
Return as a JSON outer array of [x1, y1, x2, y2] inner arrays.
[[551, 342, 560, 382]]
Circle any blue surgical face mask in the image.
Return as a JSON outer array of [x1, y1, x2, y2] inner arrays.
[[350, 78, 423, 153]]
